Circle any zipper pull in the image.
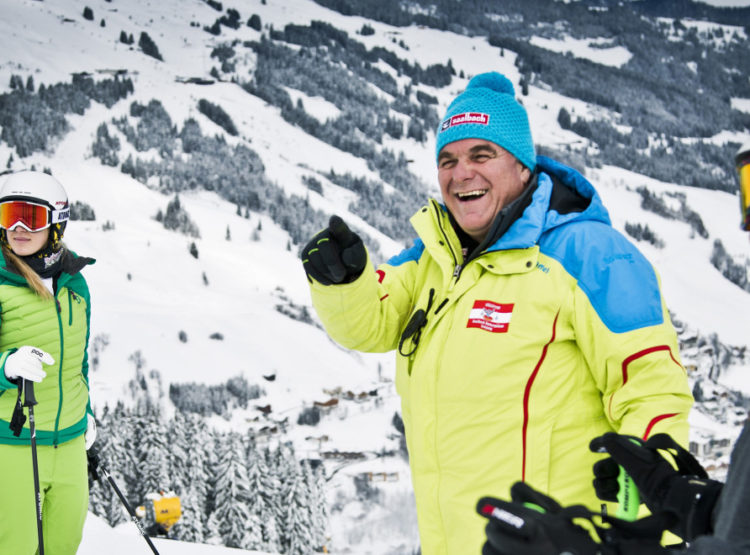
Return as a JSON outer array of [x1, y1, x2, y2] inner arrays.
[[453, 264, 462, 278]]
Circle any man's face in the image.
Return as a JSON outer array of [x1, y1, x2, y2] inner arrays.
[[438, 139, 531, 242]]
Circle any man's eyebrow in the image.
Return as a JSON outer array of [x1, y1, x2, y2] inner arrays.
[[437, 151, 456, 162], [468, 143, 497, 155]]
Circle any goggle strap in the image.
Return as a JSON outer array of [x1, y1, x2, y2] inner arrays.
[[51, 208, 69, 224]]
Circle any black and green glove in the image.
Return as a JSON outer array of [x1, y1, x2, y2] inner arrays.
[[477, 481, 667, 555], [301, 215, 367, 285], [590, 432, 722, 541]]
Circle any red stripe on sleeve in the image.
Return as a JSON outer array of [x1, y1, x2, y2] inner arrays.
[[642, 413, 679, 440], [621, 345, 682, 384], [608, 346, 682, 421]]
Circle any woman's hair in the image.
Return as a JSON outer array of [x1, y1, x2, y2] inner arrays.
[[2, 246, 54, 300]]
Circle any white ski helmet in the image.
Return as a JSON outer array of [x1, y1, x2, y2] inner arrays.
[[0, 171, 70, 247], [0, 170, 69, 213]]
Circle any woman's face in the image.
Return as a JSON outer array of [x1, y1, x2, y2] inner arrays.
[[7, 227, 50, 256]]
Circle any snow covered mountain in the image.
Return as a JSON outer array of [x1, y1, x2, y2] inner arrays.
[[1, 0, 749, 553]]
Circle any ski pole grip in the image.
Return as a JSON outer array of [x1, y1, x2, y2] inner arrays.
[[22, 380, 38, 407], [615, 466, 640, 521]]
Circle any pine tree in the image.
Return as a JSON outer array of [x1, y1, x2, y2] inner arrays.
[[170, 486, 205, 543], [246, 436, 282, 551], [166, 412, 191, 492], [133, 407, 170, 501], [89, 404, 130, 526], [283, 461, 314, 554], [305, 462, 329, 550], [209, 431, 254, 548]]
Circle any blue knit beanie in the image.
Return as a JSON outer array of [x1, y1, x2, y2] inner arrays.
[[436, 72, 536, 171]]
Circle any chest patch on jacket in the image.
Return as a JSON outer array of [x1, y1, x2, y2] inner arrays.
[[466, 300, 514, 333]]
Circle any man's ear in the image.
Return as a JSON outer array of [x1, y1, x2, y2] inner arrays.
[[519, 164, 531, 184]]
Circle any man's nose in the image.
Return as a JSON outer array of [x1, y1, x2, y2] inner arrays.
[[452, 157, 475, 181]]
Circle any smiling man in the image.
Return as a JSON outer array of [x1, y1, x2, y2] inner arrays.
[[301, 72, 693, 554]]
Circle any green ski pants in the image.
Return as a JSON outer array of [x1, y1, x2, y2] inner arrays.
[[0, 434, 88, 555]]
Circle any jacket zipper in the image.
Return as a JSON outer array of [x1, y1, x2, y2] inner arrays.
[[432, 203, 463, 286], [53, 295, 65, 446]]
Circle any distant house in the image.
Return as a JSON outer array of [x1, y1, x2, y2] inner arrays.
[[359, 471, 399, 483], [321, 451, 366, 461], [313, 398, 339, 415]]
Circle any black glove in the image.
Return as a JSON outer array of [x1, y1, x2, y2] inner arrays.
[[87, 447, 101, 490], [477, 482, 668, 555], [590, 432, 723, 540], [301, 215, 367, 285]]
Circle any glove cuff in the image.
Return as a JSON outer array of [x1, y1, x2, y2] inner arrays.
[[613, 538, 669, 555], [662, 476, 723, 540]]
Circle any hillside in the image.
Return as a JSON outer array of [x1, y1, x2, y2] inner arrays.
[[0, 0, 749, 553]]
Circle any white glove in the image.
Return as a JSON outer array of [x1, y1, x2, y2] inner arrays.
[[4, 346, 54, 383], [85, 417, 97, 450]]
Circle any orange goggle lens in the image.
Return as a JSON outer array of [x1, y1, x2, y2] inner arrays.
[[0, 201, 51, 231]]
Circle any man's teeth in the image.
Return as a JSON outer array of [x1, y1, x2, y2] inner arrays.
[[457, 190, 487, 199]]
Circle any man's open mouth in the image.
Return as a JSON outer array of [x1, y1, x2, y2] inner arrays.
[[457, 189, 487, 202]]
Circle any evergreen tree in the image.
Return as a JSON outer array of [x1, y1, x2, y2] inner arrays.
[[138, 32, 163, 61], [246, 436, 282, 551], [305, 462, 329, 550], [171, 486, 206, 543], [90, 403, 132, 526], [133, 407, 171, 501], [208, 431, 254, 548], [283, 461, 315, 554]]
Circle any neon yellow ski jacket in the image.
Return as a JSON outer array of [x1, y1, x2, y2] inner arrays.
[[308, 157, 693, 555]]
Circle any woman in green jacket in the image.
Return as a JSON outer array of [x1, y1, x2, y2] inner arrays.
[[0, 171, 95, 555]]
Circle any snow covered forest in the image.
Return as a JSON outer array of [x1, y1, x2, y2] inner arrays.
[[90, 400, 329, 552], [1, 0, 749, 553]]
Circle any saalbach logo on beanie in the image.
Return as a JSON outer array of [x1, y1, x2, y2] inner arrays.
[[436, 72, 536, 171]]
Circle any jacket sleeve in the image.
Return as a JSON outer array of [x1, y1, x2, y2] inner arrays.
[[0, 349, 17, 391], [308, 247, 419, 353], [569, 225, 693, 444]]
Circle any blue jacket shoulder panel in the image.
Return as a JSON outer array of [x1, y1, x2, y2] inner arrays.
[[539, 220, 664, 333], [387, 239, 425, 267]]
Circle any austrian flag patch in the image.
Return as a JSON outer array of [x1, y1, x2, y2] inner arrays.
[[467, 300, 514, 333], [440, 112, 490, 131]]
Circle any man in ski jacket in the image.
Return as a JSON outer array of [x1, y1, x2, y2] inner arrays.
[[301, 72, 693, 554], [471, 136, 747, 555]]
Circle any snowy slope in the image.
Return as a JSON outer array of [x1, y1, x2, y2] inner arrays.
[[0, 0, 749, 553]]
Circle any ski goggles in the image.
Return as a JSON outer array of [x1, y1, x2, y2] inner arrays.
[[0, 200, 69, 232], [738, 153, 750, 232]]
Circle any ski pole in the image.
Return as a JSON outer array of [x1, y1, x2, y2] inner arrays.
[[22, 379, 45, 555], [87, 449, 161, 555]]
